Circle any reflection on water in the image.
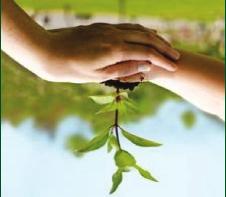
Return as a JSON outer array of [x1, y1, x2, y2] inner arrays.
[[2, 100, 225, 197]]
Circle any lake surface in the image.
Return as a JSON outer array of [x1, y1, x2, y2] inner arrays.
[[2, 100, 225, 197]]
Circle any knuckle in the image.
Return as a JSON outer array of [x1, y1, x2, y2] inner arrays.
[[143, 31, 150, 38], [100, 43, 113, 52], [133, 23, 144, 29], [148, 32, 156, 39], [142, 46, 151, 55], [112, 40, 124, 52], [116, 44, 127, 59], [148, 47, 156, 54], [90, 22, 108, 27]]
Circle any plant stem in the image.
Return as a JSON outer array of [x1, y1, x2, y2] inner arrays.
[[114, 87, 121, 150], [116, 87, 120, 94]]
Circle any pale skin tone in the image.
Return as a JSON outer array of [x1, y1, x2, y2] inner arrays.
[[120, 51, 225, 120], [2, 0, 224, 120], [2, 0, 179, 83]]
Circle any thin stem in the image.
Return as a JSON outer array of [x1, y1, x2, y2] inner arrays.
[[116, 87, 120, 94], [114, 87, 121, 150], [114, 109, 121, 150]]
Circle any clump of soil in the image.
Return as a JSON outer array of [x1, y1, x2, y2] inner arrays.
[[102, 80, 140, 91]]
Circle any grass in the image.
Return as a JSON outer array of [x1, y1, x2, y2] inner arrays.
[[16, 0, 224, 21]]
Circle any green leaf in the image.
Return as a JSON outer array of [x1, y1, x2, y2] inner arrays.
[[110, 169, 123, 194], [107, 135, 119, 153], [76, 130, 109, 153], [117, 101, 127, 115], [135, 165, 158, 182], [119, 92, 128, 99], [121, 128, 162, 147], [181, 110, 196, 128], [96, 102, 117, 114], [121, 167, 130, 172], [124, 100, 138, 111], [90, 95, 115, 105], [107, 138, 113, 153], [114, 150, 136, 167], [65, 134, 89, 157]]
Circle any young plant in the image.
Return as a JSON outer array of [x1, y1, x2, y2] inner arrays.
[[74, 81, 162, 194]]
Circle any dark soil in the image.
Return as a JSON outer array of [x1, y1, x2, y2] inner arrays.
[[102, 80, 140, 91]]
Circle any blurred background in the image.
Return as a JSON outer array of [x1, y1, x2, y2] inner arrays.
[[1, 0, 225, 197]]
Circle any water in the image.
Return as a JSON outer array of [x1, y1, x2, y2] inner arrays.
[[2, 101, 225, 197]]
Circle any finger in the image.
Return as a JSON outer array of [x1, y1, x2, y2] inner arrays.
[[123, 30, 180, 60], [115, 24, 172, 47], [119, 72, 150, 82], [58, 68, 102, 83], [143, 27, 158, 34], [48, 27, 76, 33], [155, 34, 171, 47], [96, 60, 152, 80], [121, 43, 177, 71], [118, 24, 172, 47], [116, 24, 172, 47], [115, 23, 157, 34]]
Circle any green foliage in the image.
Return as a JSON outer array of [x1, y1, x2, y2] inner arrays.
[[135, 165, 158, 182], [17, 0, 224, 21], [90, 95, 115, 105], [107, 134, 119, 153], [121, 128, 162, 147], [76, 130, 109, 153], [110, 168, 123, 194], [111, 150, 158, 193], [65, 134, 89, 157], [93, 92, 136, 116], [123, 99, 138, 111], [6, 41, 223, 193], [119, 92, 128, 99], [96, 102, 117, 114], [72, 91, 162, 194], [181, 110, 196, 129], [116, 102, 127, 115], [1, 52, 181, 132], [114, 150, 136, 168]]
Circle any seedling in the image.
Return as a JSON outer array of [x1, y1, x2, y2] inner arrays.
[[74, 80, 162, 194]]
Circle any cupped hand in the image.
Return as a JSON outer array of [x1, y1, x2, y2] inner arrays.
[[117, 66, 161, 82], [43, 23, 180, 83]]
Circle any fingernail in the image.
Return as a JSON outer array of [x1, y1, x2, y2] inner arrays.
[[171, 50, 181, 60], [138, 64, 151, 72], [169, 63, 178, 71]]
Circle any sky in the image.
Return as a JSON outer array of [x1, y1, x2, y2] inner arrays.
[[1, 101, 225, 197]]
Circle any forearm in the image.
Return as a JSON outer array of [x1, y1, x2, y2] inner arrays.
[[151, 50, 225, 120], [1, 0, 52, 76]]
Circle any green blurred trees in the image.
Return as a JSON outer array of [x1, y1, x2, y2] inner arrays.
[[1, 52, 178, 132], [1, 40, 223, 154]]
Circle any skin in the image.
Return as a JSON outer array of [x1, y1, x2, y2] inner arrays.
[[2, 0, 179, 83], [120, 51, 225, 120], [2, 0, 224, 120]]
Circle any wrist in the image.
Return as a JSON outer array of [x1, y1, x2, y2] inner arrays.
[[44, 30, 81, 69], [148, 66, 175, 88], [34, 31, 78, 82]]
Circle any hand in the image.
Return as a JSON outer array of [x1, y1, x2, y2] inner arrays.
[[2, 0, 180, 84], [43, 23, 180, 83], [118, 50, 225, 120], [117, 65, 165, 83]]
